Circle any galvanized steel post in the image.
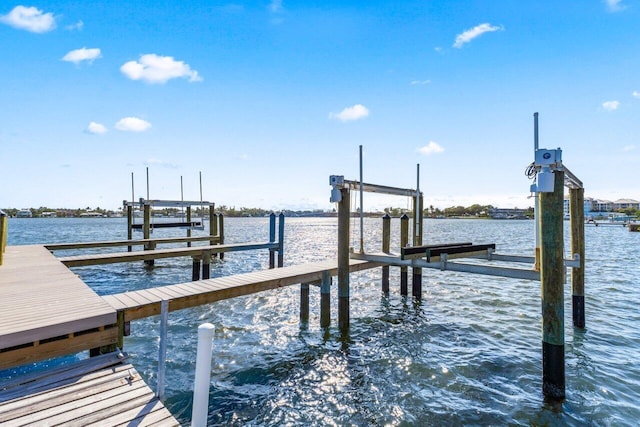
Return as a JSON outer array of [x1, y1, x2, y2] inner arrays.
[[278, 212, 285, 267], [269, 212, 276, 269], [218, 213, 225, 260], [412, 194, 423, 298]]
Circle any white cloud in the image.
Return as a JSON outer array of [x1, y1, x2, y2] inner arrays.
[[605, 0, 625, 12], [65, 20, 83, 31], [602, 100, 620, 111], [622, 145, 635, 152], [410, 80, 431, 85], [329, 104, 370, 122], [0, 5, 56, 33], [417, 141, 445, 156], [120, 54, 202, 84], [632, 91, 640, 99], [115, 117, 152, 132], [86, 122, 107, 134], [62, 47, 101, 64], [453, 23, 502, 48]]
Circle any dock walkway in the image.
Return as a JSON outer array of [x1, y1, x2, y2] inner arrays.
[[0, 245, 116, 369], [103, 258, 379, 321], [0, 352, 179, 426]]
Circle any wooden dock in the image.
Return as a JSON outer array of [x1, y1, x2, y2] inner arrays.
[[0, 245, 116, 369], [0, 352, 179, 426], [102, 258, 379, 322]]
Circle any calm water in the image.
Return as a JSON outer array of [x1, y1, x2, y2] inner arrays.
[[4, 217, 640, 426]]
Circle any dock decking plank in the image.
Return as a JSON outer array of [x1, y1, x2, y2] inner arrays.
[[105, 259, 380, 321], [0, 246, 116, 353]]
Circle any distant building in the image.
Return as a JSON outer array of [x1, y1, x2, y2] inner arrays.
[[563, 197, 639, 217], [489, 208, 528, 219], [16, 209, 32, 218]]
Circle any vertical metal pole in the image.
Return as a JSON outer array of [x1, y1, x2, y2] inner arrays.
[[191, 323, 214, 427], [277, 212, 285, 267], [143, 203, 154, 267], [381, 214, 391, 293], [300, 283, 310, 324], [400, 214, 409, 296], [146, 167, 150, 200], [540, 170, 565, 400], [570, 187, 585, 329], [534, 112, 541, 271], [157, 300, 169, 400], [320, 271, 331, 328], [359, 145, 364, 254], [269, 213, 276, 269], [338, 187, 350, 331]]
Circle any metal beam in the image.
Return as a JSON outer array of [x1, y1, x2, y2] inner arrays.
[[342, 180, 420, 197]]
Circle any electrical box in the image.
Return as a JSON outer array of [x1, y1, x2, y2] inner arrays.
[[329, 175, 344, 186], [534, 148, 562, 166]]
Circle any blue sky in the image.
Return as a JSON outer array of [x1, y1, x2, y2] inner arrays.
[[1, 1, 639, 211]]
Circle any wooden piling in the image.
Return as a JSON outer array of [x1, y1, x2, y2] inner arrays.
[[269, 213, 276, 269], [338, 187, 350, 331], [143, 203, 154, 267], [400, 214, 409, 295], [320, 270, 331, 328], [0, 211, 7, 266], [202, 251, 211, 280], [192, 257, 201, 281], [126, 205, 133, 252], [218, 213, 225, 260], [540, 170, 565, 400], [186, 206, 192, 248], [570, 187, 585, 329], [300, 283, 310, 324], [381, 214, 391, 293], [412, 195, 424, 298], [278, 212, 285, 268], [209, 204, 216, 246]]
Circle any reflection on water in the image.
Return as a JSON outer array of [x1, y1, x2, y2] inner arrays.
[[5, 217, 640, 426]]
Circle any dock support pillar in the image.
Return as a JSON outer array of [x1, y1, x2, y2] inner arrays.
[[202, 252, 211, 280], [209, 203, 216, 246], [338, 187, 350, 332], [218, 213, 225, 260], [570, 187, 585, 329], [540, 170, 566, 401], [143, 203, 154, 267], [320, 271, 332, 328], [186, 206, 192, 248], [412, 194, 423, 299], [126, 205, 133, 252], [381, 214, 391, 293], [300, 283, 310, 324], [278, 212, 285, 267], [269, 213, 276, 269], [192, 257, 201, 281], [400, 214, 409, 296]]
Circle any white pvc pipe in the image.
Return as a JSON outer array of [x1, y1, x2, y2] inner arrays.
[[156, 300, 169, 400], [191, 323, 215, 427]]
